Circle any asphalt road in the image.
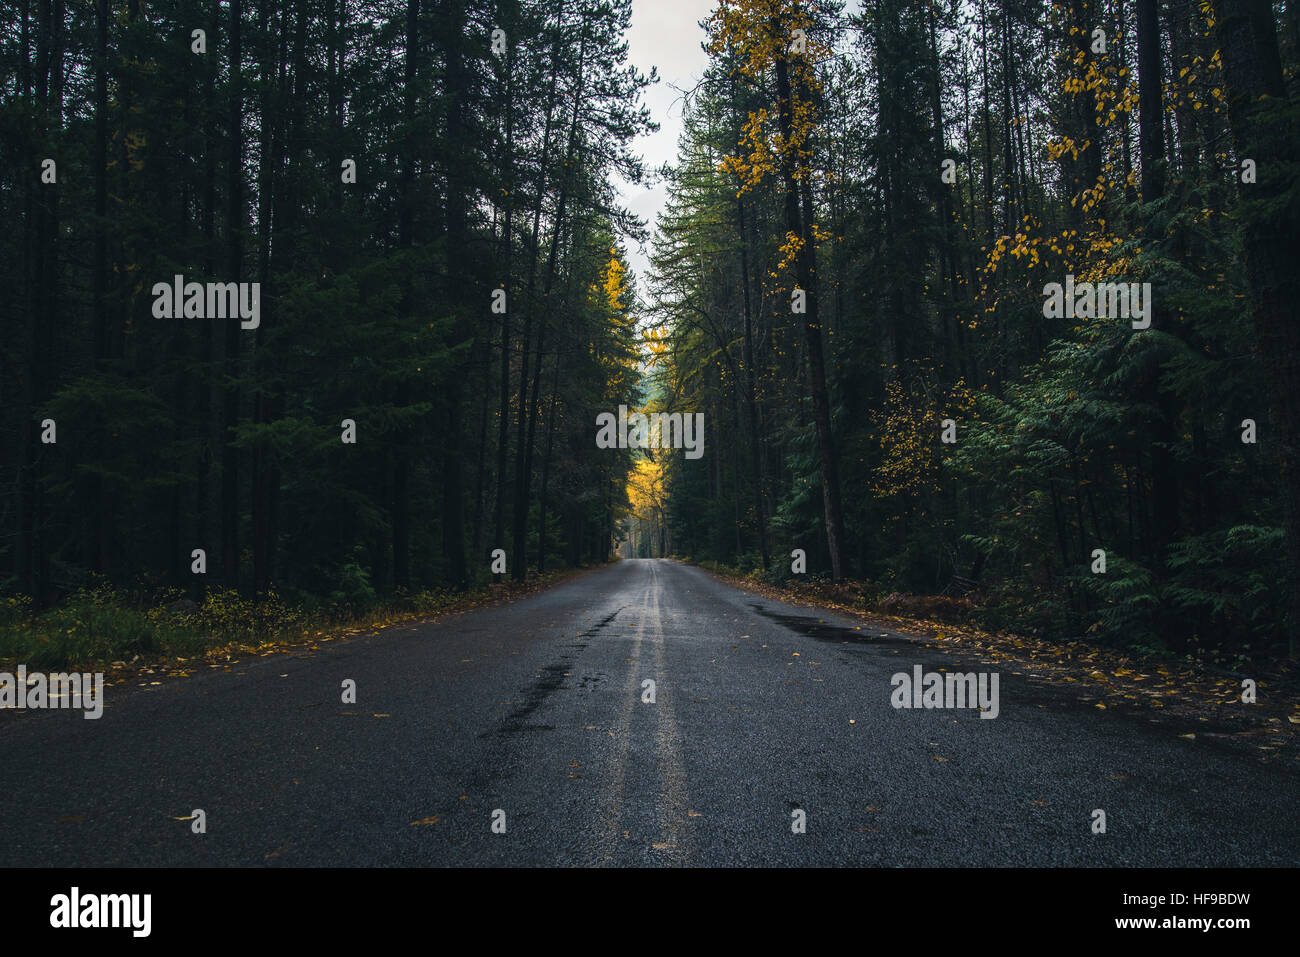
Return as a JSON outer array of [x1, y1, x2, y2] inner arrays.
[[2, 558, 1297, 866]]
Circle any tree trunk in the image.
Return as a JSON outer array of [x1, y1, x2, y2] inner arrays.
[[1212, 0, 1300, 657], [221, 0, 244, 590], [773, 41, 847, 580]]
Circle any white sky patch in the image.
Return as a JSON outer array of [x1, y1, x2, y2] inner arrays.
[[618, 0, 863, 292], [620, 0, 716, 287]]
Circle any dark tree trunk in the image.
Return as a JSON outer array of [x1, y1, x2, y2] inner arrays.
[[772, 40, 847, 580], [1213, 0, 1300, 657], [221, 0, 244, 590], [1138, 0, 1181, 579], [736, 190, 769, 570], [440, 0, 470, 589], [392, 0, 419, 592]]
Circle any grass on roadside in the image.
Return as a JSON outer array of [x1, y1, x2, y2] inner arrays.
[[0, 570, 585, 675]]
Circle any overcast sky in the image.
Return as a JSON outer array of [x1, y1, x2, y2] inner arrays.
[[618, 0, 861, 294], [619, 0, 716, 290]]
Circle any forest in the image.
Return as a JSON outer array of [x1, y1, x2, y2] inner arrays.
[[3, 0, 1299, 665], [1, 0, 653, 640], [635, 0, 1300, 661]]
